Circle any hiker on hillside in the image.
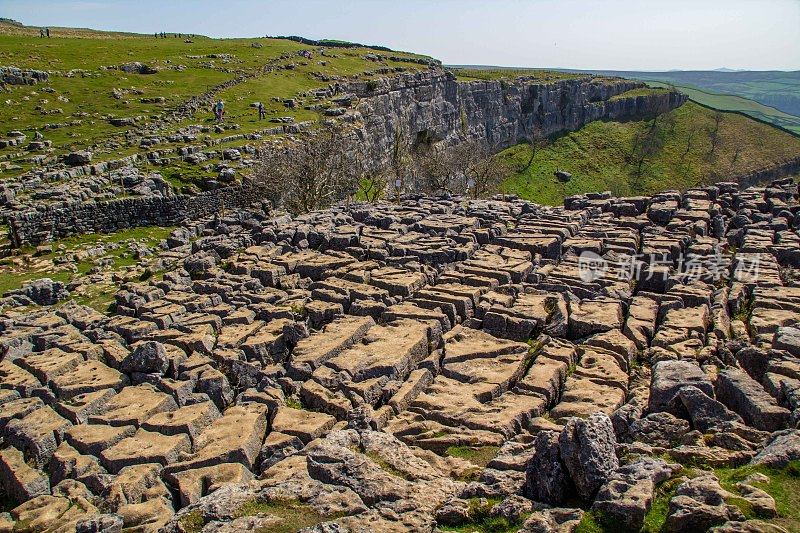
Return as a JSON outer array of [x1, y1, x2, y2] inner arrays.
[[258, 102, 266, 120], [46, 28, 50, 37], [215, 100, 225, 121], [40, 28, 45, 38]]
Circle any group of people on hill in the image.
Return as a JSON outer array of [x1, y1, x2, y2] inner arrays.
[[155, 32, 194, 38], [38, 27, 50, 38], [210, 100, 267, 122]]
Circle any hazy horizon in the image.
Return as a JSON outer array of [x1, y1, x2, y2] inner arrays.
[[2, 0, 799, 71]]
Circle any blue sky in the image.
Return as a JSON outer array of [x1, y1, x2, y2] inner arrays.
[[2, 0, 799, 70]]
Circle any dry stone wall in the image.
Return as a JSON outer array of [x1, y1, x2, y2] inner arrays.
[[8, 185, 266, 246]]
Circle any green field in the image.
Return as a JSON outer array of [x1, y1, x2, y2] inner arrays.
[[0, 225, 175, 310], [449, 66, 584, 83], [500, 101, 800, 206]]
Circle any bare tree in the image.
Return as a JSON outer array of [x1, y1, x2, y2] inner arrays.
[[708, 111, 723, 157], [389, 127, 412, 189], [631, 115, 668, 178], [682, 125, 698, 161], [414, 140, 508, 199], [255, 125, 360, 214], [452, 141, 509, 199], [356, 169, 388, 203], [415, 144, 455, 195], [521, 124, 547, 171]]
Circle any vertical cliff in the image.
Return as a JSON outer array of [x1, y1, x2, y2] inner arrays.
[[335, 69, 686, 165]]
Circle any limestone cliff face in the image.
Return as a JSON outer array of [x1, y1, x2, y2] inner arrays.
[[336, 69, 686, 164]]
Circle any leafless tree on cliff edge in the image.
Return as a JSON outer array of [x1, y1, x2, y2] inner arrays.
[[255, 125, 360, 214]]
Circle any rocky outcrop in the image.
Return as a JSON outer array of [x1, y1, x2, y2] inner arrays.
[[0, 66, 49, 85], [339, 69, 686, 168]]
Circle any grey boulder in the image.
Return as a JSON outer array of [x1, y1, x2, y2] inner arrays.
[[677, 385, 743, 432], [524, 430, 569, 504], [121, 341, 170, 375], [558, 413, 619, 501]]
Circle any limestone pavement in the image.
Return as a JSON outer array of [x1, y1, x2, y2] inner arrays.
[[1, 178, 799, 532]]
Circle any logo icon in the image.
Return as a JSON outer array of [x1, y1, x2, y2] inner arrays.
[[578, 251, 608, 283]]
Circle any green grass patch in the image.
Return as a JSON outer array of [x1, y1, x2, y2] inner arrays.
[[445, 446, 500, 468], [448, 67, 583, 84], [69, 282, 117, 313], [233, 498, 343, 533], [609, 87, 670, 101], [0, 226, 173, 298], [641, 475, 687, 533], [0, 269, 72, 297], [177, 510, 205, 533], [647, 81, 800, 135], [0, 24, 427, 201], [714, 460, 800, 530], [575, 510, 614, 533], [439, 497, 522, 533], [160, 160, 220, 191]]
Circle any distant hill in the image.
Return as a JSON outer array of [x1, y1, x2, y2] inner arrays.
[[562, 69, 800, 132]]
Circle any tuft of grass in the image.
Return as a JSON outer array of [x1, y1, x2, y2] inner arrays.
[[178, 510, 205, 533], [232, 498, 343, 533], [566, 362, 577, 378], [733, 294, 755, 322], [439, 497, 520, 533], [445, 446, 500, 468], [284, 397, 303, 410], [364, 450, 413, 480]]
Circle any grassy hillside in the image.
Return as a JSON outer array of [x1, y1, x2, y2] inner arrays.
[[0, 20, 430, 183], [646, 82, 800, 135], [500, 101, 800, 205]]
